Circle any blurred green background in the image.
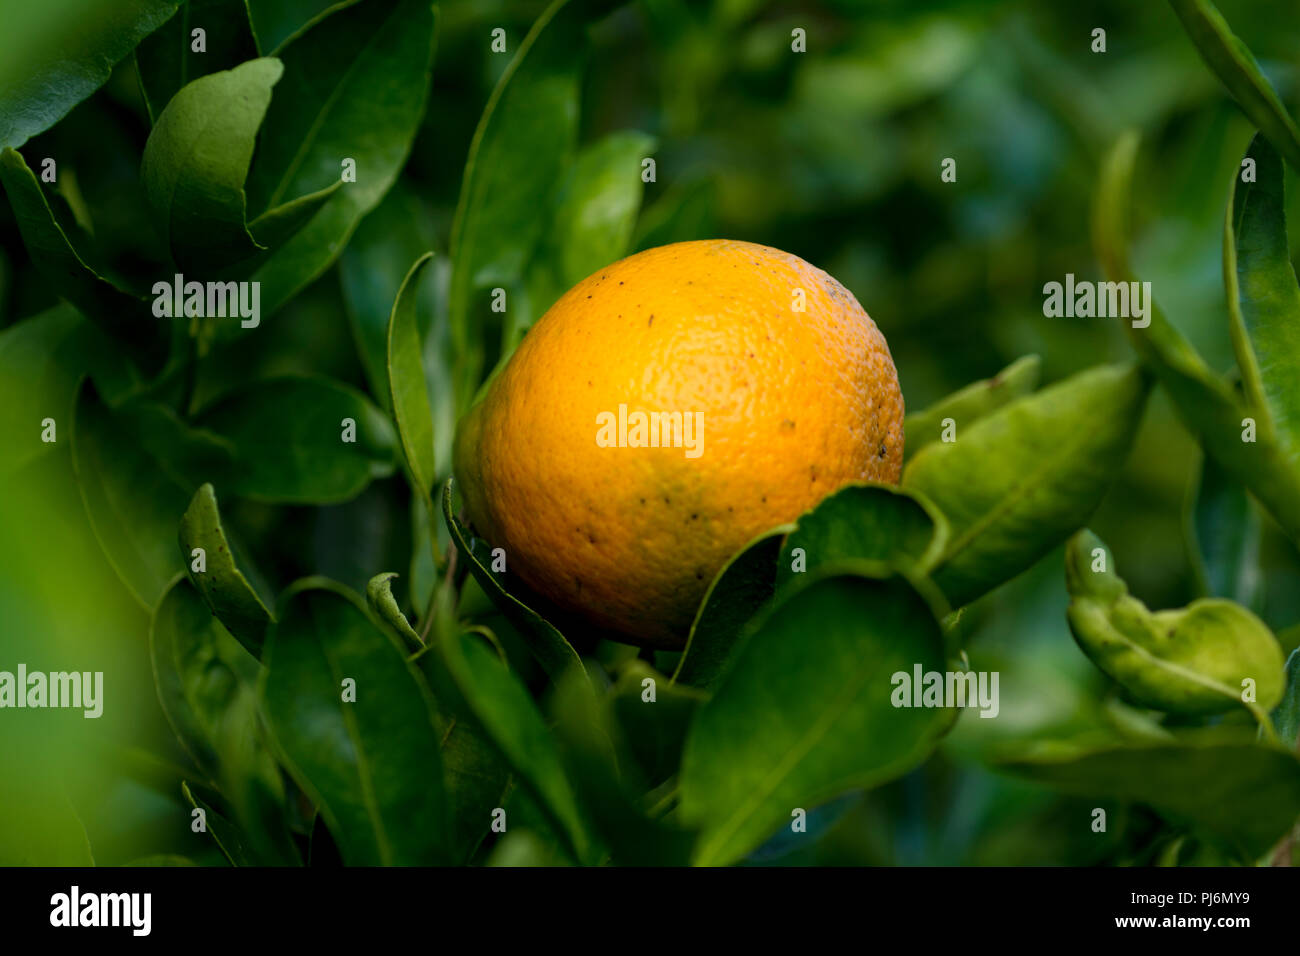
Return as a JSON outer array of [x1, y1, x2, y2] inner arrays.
[[3, 0, 1299, 865]]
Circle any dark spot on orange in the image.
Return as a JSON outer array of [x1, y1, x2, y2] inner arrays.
[[878, 443, 887, 458]]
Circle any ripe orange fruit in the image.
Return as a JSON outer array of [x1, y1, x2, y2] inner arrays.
[[454, 239, 904, 647]]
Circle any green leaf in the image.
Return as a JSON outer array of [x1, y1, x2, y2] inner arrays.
[[339, 180, 436, 414], [904, 355, 1041, 462], [245, 0, 437, 315], [1186, 453, 1261, 610], [178, 483, 274, 657], [903, 363, 1149, 609], [434, 626, 595, 864], [1225, 134, 1300, 457], [609, 659, 705, 789], [365, 571, 421, 651], [387, 253, 437, 508], [0, 304, 140, 476], [0, 0, 181, 148], [997, 733, 1300, 860], [547, 130, 656, 288], [261, 580, 450, 865], [447, 0, 588, 405], [194, 376, 397, 504], [672, 526, 786, 691], [438, 711, 512, 864], [1273, 649, 1300, 748], [135, 0, 259, 124], [1093, 131, 1300, 543], [776, 483, 949, 593], [0, 148, 158, 351], [1065, 529, 1285, 716], [152, 576, 259, 774], [154, 578, 296, 864], [141, 58, 285, 273], [1168, 0, 1300, 172], [679, 566, 955, 866], [181, 780, 255, 866], [71, 380, 189, 609], [442, 479, 584, 680], [247, 0, 347, 55], [550, 666, 699, 866]]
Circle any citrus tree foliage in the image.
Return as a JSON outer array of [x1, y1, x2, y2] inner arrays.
[[1, 0, 1299, 867]]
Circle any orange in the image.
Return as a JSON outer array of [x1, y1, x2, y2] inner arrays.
[[454, 239, 904, 647]]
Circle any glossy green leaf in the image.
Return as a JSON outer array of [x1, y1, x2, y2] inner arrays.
[[387, 253, 437, 508], [520, 129, 657, 335], [548, 130, 656, 287], [609, 659, 705, 789], [1273, 649, 1300, 748], [1225, 135, 1300, 457], [998, 733, 1300, 860], [71, 380, 189, 609], [1186, 453, 1261, 609], [903, 363, 1148, 609], [365, 571, 421, 651], [1168, 0, 1300, 171], [154, 578, 296, 864], [152, 576, 259, 774], [672, 526, 786, 691], [442, 479, 584, 680], [776, 483, 949, 593], [550, 666, 698, 866], [1065, 529, 1284, 715], [0, 0, 180, 148], [135, 0, 258, 123], [904, 354, 1041, 462], [447, 0, 588, 404], [434, 626, 595, 864], [339, 180, 436, 414], [181, 780, 255, 866], [0, 304, 140, 476], [261, 580, 449, 865], [679, 566, 955, 866], [247, 0, 348, 55], [178, 483, 274, 657], [1094, 131, 1300, 543], [438, 711, 512, 864], [0, 148, 157, 349], [113, 401, 237, 490], [194, 376, 397, 504], [246, 0, 437, 315], [142, 58, 295, 273]]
